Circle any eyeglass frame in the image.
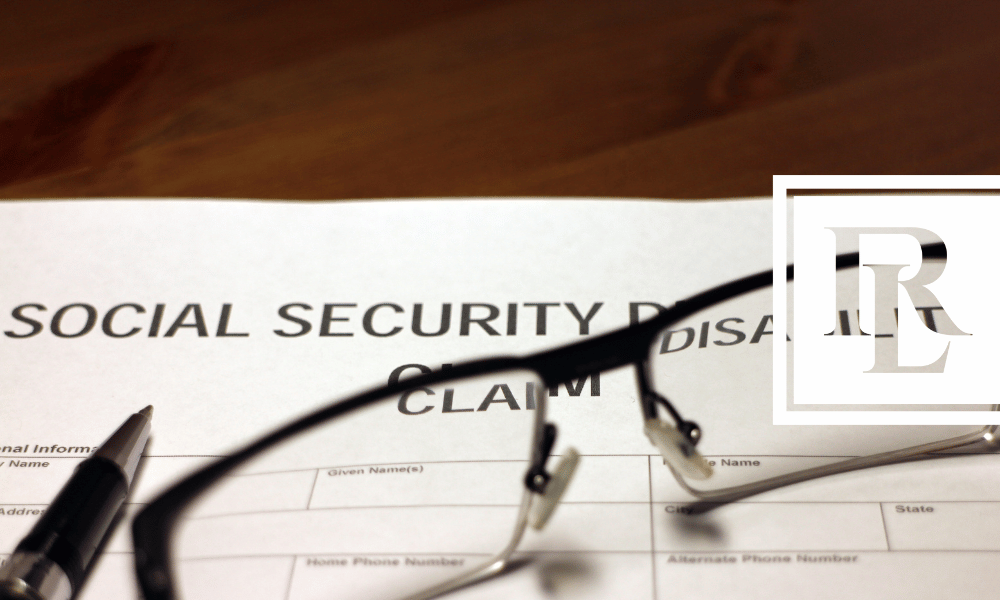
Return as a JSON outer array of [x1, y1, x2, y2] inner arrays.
[[131, 241, 999, 600]]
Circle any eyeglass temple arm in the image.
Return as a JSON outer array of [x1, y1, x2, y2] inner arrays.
[[682, 423, 999, 514]]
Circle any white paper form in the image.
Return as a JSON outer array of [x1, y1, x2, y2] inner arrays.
[[1, 199, 998, 600]]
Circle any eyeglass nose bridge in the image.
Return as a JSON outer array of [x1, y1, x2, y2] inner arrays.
[[530, 320, 656, 392], [523, 325, 699, 523]]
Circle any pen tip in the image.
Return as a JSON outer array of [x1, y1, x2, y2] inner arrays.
[[138, 405, 153, 419]]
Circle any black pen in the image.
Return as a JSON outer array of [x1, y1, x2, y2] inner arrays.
[[0, 406, 152, 600]]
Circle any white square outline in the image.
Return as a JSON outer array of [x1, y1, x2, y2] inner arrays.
[[773, 175, 1000, 425]]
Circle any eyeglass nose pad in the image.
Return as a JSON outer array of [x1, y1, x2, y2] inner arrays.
[[528, 447, 580, 530], [644, 420, 714, 481]]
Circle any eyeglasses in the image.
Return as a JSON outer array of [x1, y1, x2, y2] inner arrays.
[[131, 243, 998, 600]]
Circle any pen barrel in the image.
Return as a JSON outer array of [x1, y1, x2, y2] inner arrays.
[[14, 457, 127, 592]]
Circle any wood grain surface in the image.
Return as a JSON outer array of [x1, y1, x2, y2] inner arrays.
[[2, 0, 998, 199]]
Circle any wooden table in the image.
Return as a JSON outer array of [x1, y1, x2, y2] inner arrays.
[[2, 0, 998, 200]]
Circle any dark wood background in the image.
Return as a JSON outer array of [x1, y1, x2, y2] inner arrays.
[[3, 0, 998, 200]]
